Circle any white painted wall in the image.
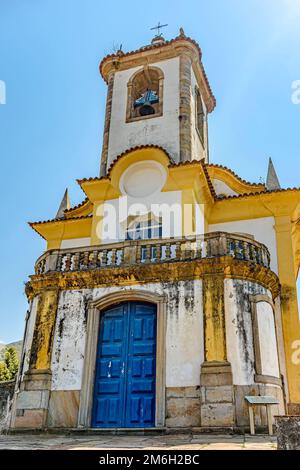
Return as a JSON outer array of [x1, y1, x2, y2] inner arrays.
[[209, 217, 278, 274], [102, 190, 183, 243], [21, 296, 39, 378], [60, 238, 91, 249], [47, 278, 280, 391], [51, 291, 87, 391], [212, 179, 238, 197], [224, 279, 273, 385], [256, 301, 280, 378], [107, 57, 180, 166], [224, 279, 255, 385], [50, 280, 204, 391], [164, 280, 203, 387]]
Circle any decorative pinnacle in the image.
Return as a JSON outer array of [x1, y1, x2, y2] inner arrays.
[[266, 158, 281, 191], [55, 188, 70, 219]]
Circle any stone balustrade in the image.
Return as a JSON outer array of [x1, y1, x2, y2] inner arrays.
[[34, 232, 271, 275]]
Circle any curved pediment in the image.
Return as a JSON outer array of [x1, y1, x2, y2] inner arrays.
[[207, 164, 265, 197]]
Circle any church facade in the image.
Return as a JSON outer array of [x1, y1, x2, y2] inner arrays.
[[10, 30, 300, 430]]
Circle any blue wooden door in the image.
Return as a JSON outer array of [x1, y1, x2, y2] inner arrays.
[[92, 302, 157, 428]]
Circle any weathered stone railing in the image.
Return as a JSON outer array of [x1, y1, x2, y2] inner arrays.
[[34, 232, 270, 275]]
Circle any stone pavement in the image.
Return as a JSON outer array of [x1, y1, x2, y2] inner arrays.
[[0, 433, 277, 450]]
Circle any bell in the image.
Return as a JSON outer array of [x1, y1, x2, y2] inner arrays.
[[139, 102, 155, 116]]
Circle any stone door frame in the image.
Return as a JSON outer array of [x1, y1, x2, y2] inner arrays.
[[78, 290, 167, 428]]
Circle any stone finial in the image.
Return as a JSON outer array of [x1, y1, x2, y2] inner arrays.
[[179, 27, 186, 38], [151, 35, 166, 45], [266, 158, 281, 191], [116, 44, 124, 56], [55, 188, 70, 219]]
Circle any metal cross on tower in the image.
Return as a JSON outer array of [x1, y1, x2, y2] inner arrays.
[[150, 22, 168, 37]]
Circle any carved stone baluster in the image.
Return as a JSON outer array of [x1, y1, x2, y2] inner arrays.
[[165, 243, 171, 260], [206, 238, 212, 257], [111, 248, 117, 266], [38, 259, 45, 274], [70, 254, 76, 271], [90, 250, 97, 269], [233, 240, 239, 259], [196, 238, 202, 258], [136, 245, 142, 264], [266, 249, 270, 268], [35, 263, 39, 275], [73, 252, 80, 271], [56, 254, 63, 272], [219, 234, 227, 257], [226, 238, 231, 257], [257, 247, 262, 265], [145, 245, 151, 263], [156, 244, 161, 262], [118, 249, 124, 266], [184, 240, 191, 259], [102, 249, 108, 266], [82, 251, 88, 269], [212, 237, 219, 257], [250, 244, 256, 263], [243, 241, 250, 261], [65, 253, 72, 272], [78, 252, 84, 270], [175, 241, 182, 260]]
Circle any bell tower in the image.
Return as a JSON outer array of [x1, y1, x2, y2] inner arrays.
[[99, 29, 216, 176]]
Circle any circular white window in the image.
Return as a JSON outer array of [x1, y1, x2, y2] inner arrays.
[[120, 160, 166, 198]]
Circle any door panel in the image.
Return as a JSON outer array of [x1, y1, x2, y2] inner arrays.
[[92, 304, 129, 427], [92, 302, 157, 428], [125, 303, 157, 427]]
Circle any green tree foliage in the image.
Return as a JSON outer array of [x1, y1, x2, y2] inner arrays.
[[0, 346, 19, 382], [0, 361, 10, 381]]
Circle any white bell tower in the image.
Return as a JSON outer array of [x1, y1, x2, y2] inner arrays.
[[99, 29, 216, 176]]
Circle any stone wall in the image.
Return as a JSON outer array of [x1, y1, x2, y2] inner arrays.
[[0, 380, 15, 426], [107, 58, 180, 166], [276, 416, 300, 450], [12, 275, 286, 430], [50, 280, 204, 394]]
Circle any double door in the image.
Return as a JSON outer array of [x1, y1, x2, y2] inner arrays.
[[92, 301, 157, 428]]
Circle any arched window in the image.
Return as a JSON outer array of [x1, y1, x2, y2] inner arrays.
[[195, 86, 205, 143], [125, 213, 162, 241], [126, 66, 164, 122]]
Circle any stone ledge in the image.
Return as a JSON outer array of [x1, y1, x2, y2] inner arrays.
[[200, 361, 233, 387]]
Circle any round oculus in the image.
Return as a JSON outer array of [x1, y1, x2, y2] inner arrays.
[[119, 160, 166, 198]]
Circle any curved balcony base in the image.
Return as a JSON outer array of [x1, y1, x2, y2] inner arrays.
[[27, 255, 280, 300]]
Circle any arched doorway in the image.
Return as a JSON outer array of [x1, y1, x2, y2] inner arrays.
[[91, 301, 157, 428]]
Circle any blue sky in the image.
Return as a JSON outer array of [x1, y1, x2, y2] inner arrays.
[[0, 0, 300, 343]]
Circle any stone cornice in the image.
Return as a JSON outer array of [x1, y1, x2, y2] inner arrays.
[[26, 256, 280, 301], [99, 35, 216, 113]]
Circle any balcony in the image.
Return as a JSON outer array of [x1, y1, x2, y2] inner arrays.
[[34, 232, 271, 275]]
